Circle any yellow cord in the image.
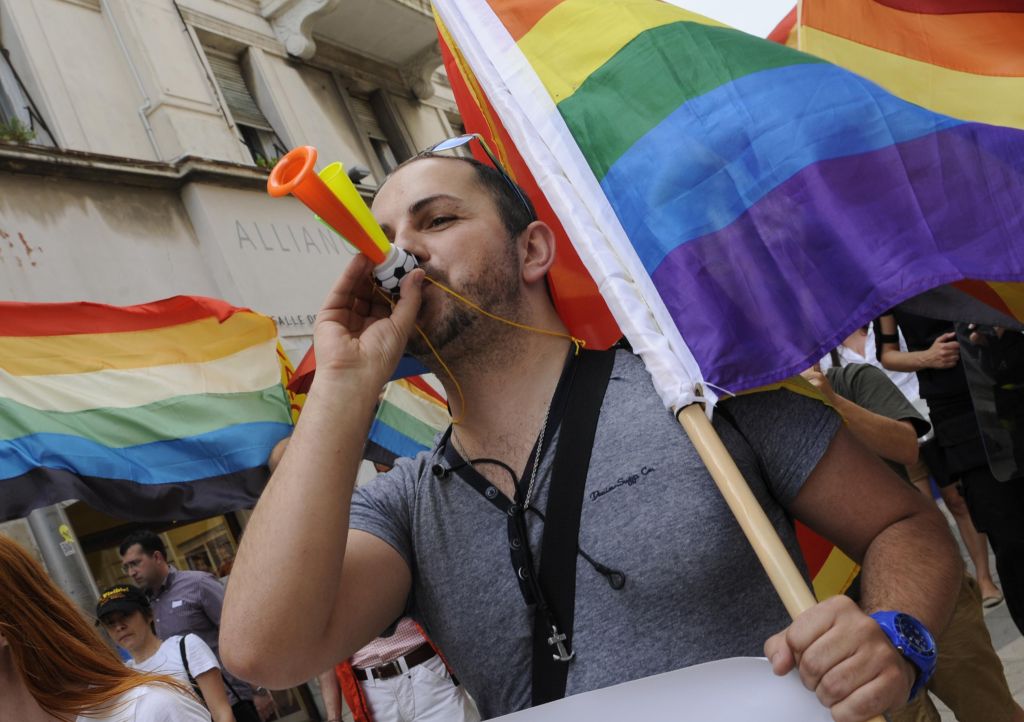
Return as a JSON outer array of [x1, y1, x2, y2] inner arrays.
[[410, 320, 466, 425], [371, 273, 586, 426], [371, 284, 467, 424], [423, 275, 585, 355]]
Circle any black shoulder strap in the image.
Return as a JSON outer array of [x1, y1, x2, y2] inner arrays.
[[531, 348, 617, 706], [179, 636, 205, 702], [179, 635, 244, 703]]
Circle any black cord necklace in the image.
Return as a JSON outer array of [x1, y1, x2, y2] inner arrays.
[[432, 350, 626, 601]]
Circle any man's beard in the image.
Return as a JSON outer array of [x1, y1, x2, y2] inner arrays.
[[406, 255, 522, 363]]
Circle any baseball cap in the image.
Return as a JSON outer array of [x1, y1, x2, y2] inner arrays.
[[96, 584, 149, 620]]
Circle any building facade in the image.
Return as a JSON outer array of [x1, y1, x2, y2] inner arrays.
[[0, 2, 461, 718], [0, 0, 460, 357]]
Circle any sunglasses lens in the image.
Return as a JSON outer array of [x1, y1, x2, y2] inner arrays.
[[424, 134, 536, 222], [430, 135, 474, 152]]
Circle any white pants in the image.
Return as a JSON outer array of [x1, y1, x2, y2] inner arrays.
[[360, 655, 481, 722]]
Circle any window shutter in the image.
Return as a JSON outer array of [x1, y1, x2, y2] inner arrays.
[[349, 94, 387, 141], [206, 52, 272, 131]]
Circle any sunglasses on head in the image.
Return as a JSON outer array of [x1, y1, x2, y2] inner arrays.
[[424, 133, 536, 222]]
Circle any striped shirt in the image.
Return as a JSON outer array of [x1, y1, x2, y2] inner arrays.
[[350, 617, 427, 669], [149, 566, 253, 704]]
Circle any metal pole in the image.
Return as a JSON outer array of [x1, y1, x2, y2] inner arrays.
[[28, 504, 100, 615]]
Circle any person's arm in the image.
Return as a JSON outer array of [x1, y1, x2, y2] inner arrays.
[[765, 426, 961, 722], [801, 368, 919, 466], [221, 256, 423, 688], [317, 668, 344, 722], [183, 634, 234, 722], [195, 669, 236, 722], [877, 315, 958, 372]]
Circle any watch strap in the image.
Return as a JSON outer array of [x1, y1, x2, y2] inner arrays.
[[869, 610, 937, 701]]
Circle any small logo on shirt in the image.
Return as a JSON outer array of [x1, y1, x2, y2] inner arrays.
[[171, 600, 184, 608], [590, 466, 656, 501]]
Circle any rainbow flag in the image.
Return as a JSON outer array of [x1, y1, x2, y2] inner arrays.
[[795, 0, 1024, 324], [364, 376, 449, 467], [0, 296, 293, 522], [799, 0, 1024, 130], [434, 0, 1024, 406]]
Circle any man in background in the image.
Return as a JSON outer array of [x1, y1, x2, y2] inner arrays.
[[120, 530, 261, 722]]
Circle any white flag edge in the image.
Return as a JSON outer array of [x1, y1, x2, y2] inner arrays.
[[433, 0, 715, 413]]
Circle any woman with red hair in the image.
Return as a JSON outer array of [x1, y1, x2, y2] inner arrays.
[[0, 534, 210, 721]]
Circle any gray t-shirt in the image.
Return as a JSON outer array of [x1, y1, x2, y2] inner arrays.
[[351, 350, 840, 718]]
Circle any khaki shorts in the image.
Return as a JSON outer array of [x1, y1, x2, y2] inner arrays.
[[892, 574, 1018, 722]]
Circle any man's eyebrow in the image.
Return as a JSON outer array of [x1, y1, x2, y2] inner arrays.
[[379, 194, 462, 237], [408, 193, 461, 216]]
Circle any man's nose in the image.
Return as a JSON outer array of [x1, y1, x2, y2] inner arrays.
[[393, 230, 428, 264]]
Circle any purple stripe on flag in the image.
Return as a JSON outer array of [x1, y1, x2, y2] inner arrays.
[[651, 123, 1024, 392]]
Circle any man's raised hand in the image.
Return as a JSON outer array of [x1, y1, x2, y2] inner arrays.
[[311, 254, 424, 386]]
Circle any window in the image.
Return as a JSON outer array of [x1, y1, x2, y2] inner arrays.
[[204, 48, 285, 165], [0, 48, 54, 146], [349, 91, 400, 174], [445, 110, 466, 138]]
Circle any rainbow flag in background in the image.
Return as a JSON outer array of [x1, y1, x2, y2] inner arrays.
[[364, 376, 448, 467], [795, 0, 1024, 324], [799, 0, 1024, 131], [0, 296, 293, 522], [434, 0, 1024, 405]]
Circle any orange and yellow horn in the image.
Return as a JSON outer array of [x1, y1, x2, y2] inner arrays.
[[267, 145, 387, 264]]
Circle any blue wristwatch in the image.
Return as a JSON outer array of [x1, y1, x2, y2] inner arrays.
[[869, 611, 937, 701]]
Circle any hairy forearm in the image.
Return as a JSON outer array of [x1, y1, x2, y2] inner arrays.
[[858, 503, 961, 636], [221, 374, 379, 678], [830, 397, 919, 466]]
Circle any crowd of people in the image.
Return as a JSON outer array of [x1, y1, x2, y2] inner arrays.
[[3, 145, 1021, 722], [0, 535, 209, 721]]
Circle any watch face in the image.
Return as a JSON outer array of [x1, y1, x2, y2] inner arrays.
[[895, 613, 936, 657]]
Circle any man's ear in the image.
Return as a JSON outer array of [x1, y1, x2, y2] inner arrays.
[[520, 220, 557, 285]]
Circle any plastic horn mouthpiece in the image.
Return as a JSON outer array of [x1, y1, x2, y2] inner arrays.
[[267, 146, 418, 292]]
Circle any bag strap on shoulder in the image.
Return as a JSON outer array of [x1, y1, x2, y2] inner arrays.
[[178, 636, 205, 701], [531, 348, 617, 706]]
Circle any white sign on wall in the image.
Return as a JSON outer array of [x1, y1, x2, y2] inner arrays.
[[183, 182, 358, 337]]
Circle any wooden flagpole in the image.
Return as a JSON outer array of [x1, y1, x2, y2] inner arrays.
[[677, 404, 886, 722], [676, 405, 816, 616]]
